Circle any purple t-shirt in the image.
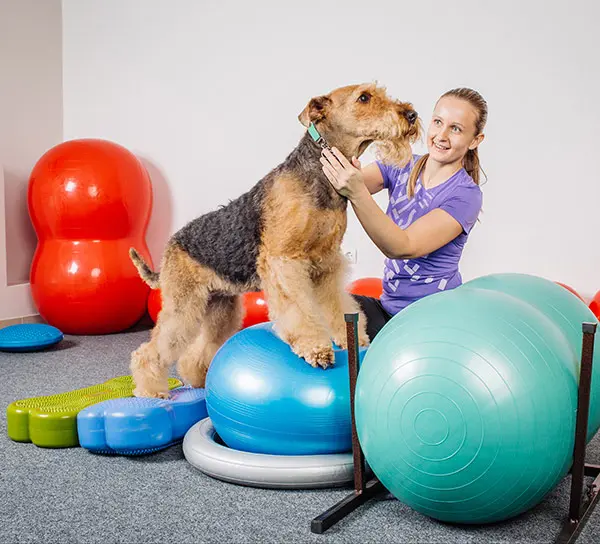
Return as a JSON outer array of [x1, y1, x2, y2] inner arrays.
[[376, 155, 483, 315]]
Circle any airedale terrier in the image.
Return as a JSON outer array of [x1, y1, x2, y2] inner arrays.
[[129, 82, 421, 398]]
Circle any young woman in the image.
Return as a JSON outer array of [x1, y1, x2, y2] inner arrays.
[[320, 87, 487, 341]]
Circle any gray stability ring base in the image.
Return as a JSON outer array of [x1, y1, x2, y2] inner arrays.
[[182, 418, 356, 489]]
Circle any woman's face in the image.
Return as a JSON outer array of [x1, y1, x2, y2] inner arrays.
[[427, 96, 484, 165]]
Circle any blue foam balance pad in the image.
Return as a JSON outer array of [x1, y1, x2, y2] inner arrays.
[[0, 323, 63, 352], [77, 386, 207, 455]]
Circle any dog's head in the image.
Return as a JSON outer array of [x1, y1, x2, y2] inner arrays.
[[298, 83, 422, 167]]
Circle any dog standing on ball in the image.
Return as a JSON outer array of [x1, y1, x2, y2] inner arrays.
[[129, 83, 421, 398]]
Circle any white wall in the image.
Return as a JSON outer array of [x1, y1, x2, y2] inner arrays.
[[62, 0, 600, 299], [0, 0, 62, 319]]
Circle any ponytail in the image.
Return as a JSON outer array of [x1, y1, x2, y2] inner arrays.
[[406, 154, 428, 199], [406, 149, 486, 198], [463, 147, 482, 186]]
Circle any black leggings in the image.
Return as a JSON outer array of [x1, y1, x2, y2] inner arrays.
[[351, 295, 393, 342], [351, 295, 397, 501]]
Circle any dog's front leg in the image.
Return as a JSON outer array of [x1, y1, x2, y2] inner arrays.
[[314, 253, 370, 349], [260, 256, 334, 368]]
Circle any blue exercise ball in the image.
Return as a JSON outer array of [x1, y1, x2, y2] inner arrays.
[[355, 286, 577, 524], [206, 321, 367, 455]]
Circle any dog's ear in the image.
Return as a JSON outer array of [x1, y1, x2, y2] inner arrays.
[[298, 95, 331, 127]]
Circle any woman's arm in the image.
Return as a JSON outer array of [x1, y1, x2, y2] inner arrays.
[[361, 163, 385, 194], [349, 188, 462, 259], [320, 147, 463, 259]]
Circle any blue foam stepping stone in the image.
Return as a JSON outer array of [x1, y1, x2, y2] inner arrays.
[[77, 386, 207, 455], [0, 323, 64, 352]]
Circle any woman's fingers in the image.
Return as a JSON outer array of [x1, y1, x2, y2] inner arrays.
[[320, 159, 339, 187], [321, 148, 345, 171], [331, 147, 353, 169]]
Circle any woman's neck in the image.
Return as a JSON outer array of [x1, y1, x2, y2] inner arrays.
[[422, 156, 464, 189]]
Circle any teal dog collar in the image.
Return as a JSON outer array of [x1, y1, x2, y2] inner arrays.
[[308, 123, 332, 152]]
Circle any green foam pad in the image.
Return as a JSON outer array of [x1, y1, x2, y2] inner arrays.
[[6, 376, 183, 448]]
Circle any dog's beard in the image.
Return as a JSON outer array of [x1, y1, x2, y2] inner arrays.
[[373, 121, 421, 167], [373, 138, 414, 168]]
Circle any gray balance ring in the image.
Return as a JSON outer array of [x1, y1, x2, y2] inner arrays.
[[182, 418, 355, 489]]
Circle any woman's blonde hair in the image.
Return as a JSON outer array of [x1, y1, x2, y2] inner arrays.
[[407, 88, 488, 198]]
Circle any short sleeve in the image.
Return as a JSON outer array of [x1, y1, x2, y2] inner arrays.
[[376, 154, 419, 193], [439, 182, 483, 234], [376, 161, 394, 191]]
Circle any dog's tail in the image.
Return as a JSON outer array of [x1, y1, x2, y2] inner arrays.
[[129, 248, 160, 288]]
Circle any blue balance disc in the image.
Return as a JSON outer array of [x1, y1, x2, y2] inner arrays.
[[0, 323, 64, 352], [77, 386, 207, 455]]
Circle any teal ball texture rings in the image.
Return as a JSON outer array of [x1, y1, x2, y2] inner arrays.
[[464, 272, 600, 440], [354, 274, 597, 524]]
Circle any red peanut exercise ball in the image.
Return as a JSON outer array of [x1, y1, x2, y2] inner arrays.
[[347, 277, 383, 299], [556, 282, 585, 302], [148, 288, 162, 324], [28, 139, 153, 334], [241, 291, 269, 328], [590, 291, 600, 320], [147, 288, 269, 329]]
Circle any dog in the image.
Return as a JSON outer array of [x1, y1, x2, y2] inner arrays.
[[129, 82, 421, 398]]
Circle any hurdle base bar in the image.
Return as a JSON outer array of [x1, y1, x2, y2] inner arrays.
[[556, 464, 600, 544], [556, 321, 599, 543], [311, 477, 385, 534], [311, 316, 599, 543]]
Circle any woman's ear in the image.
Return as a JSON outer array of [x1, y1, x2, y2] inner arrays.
[[469, 132, 485, 150]]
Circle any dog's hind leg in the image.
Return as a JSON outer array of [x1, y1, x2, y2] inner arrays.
[[130, 244, 211, 398], [259, 256, 334, 368], [130, 282, 213, 398], [176, 293, 243, 388], [130, 297, 206, 398]]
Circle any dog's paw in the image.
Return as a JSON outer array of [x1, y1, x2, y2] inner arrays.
[[177, 366, 207, 390], [331, 333, 347, 350], [358, 333, 370, 348], [293, 343, 335, 369], [309, 347, 335, 369], [133, 387, 169, 399], [332, 330, 370, 350]]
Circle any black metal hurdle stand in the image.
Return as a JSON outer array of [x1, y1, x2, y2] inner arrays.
[[310, 313, 385, 534], [311, 315, 600, 544], [557, 322, 600, 543]]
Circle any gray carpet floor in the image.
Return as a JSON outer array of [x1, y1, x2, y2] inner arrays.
[[1, 318, 599, 544]]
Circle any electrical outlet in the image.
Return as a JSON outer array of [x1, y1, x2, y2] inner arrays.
[[344, 248, 357, 264]]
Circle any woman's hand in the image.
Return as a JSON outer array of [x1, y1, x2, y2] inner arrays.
[[320, 147, 367, 201]]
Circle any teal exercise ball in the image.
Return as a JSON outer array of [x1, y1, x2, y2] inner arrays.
[[355, 287, 578, 524], [463, 273, 600, 440]]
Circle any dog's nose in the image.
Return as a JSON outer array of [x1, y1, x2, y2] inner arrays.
[[405, 110, 418, 125]]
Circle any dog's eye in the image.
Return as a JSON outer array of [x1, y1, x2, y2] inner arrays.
[[357, 93, 371, 103]]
